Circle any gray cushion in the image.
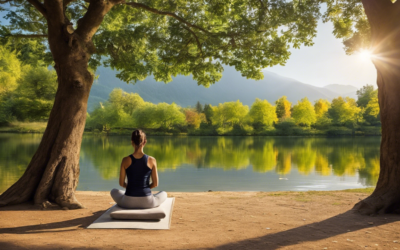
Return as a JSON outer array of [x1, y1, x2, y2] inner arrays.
[[110, 205, 166, 220]]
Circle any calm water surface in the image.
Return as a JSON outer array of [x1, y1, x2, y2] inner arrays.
[[0, 134, 380, 193]]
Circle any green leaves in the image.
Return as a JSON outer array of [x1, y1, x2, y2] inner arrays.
[[292, 97, 316, 126], [322, 0, 370, 54], [1, 0, 324, 86], [248, 98, 277, 128]]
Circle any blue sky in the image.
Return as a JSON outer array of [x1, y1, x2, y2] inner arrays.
[[267, 20, 376, 89]]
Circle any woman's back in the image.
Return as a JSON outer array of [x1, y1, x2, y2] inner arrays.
[[125, 154, 152, 197]]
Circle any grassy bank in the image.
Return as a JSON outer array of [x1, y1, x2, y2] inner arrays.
[[0, 122, 381, 136], [0, 122, 47, 133]]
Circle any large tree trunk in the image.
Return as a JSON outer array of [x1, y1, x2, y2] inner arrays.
[[0, 60, 92, 209], [0, 0, 98, 209], [353, 0, 400, 214]]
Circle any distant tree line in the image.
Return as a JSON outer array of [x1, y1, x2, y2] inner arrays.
[[85, 84, 380, 136], [0, 45, 380, 136]]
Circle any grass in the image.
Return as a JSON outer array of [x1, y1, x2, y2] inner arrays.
[[0, 122, 47, 133]]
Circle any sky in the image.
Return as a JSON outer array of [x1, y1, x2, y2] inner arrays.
[[266, 20, 377, 89]]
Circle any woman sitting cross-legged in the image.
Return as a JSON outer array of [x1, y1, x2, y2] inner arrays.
[[110, 129, 167, 209]]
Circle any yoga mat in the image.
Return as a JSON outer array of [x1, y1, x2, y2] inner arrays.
[[87, 197, 175, 230]]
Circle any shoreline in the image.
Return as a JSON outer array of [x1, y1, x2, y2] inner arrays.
[[0, 130, 382, 137], [3, 188, 399, 250]]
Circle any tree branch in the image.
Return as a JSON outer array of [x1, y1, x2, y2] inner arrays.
[[181, 25, 203, 56], [63, 0, 77, 7], [75, 0, 122, 42], [26, 0, 47, 19], [125, 2, 212, 35]]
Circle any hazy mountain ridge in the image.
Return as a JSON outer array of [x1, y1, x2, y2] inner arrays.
[[88, 66, 358, 111]]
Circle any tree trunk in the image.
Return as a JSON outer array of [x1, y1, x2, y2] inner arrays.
[[353, 0, 400, 214], [0, 62, 92, 209], [0, 5, 94, 209]]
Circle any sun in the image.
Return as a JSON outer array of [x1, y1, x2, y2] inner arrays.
[[358, 49, 373, 61]]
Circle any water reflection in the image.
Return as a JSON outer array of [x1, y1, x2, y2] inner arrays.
[[0, 134, 380, 193]]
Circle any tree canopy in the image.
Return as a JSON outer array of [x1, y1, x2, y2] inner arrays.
[[0, 0, 329, 87], [248, 98, 277, 129], [328, 96, 362, 125], [275, 96, 292, 119], [291, 97, 316, 126]]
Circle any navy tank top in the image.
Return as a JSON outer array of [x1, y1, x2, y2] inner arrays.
[[125, 154, 152, 197]]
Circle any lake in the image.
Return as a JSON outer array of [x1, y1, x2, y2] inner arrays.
[[0, 134, 380, 193]]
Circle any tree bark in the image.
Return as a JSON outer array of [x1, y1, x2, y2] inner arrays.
[[0, 0, 117, 209], [353, 0, 400, 214]]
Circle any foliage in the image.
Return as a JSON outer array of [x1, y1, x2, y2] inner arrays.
[[291, 97, 316, 126], [195, 101, 203, 113], [203, 104, 214, 124], [248, 98, 277, 129], [11, 66, 57, 121], [314, 99, 330, 119], [108, 88, 145, 115], [211, 100, 249, 130], [0, 45, 22, 95], [314, 115, 332, 130], [275, 96, 291, 119], [328, 97, 362, 126], [364, 96, 380, 125], [185, 109, 206, 130], [322, 0, 370, 54], [356, 84, 376, 108]]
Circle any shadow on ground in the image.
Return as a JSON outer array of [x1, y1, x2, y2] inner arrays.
[[0, 202, 105, 235], [211, 210, 400, 249]]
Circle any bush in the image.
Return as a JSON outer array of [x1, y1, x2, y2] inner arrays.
[[360, 126, 381, 136], [326, 127, 353, 136]]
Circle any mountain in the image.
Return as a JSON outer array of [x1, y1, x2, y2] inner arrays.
[[88, 66, 358, 111], [323, 84, 358, 97]]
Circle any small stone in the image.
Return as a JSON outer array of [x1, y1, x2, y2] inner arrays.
[[394, 241, 398, 243], [368, 222, 374, 225], [332, 241, 337, 243], [347, 239, 353, 242], [303, 219, 306, 221], [322, 248, 328, 250], [347, 230, 351, 232], [266, 228, 271, 230]]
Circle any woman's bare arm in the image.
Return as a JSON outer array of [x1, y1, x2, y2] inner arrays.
[[149, 157, 159, 189], [119, 157, 130, 188]]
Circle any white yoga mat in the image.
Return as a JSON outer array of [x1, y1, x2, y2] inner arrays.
[[87, 197, 175, 230]]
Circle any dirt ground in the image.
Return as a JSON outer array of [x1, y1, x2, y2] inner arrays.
[[0, 189, 399, 250]]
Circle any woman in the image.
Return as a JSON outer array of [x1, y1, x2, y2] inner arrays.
[[110, 129, 167, 209]]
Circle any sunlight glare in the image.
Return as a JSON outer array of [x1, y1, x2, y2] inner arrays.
[[358, 49, 373, 61]]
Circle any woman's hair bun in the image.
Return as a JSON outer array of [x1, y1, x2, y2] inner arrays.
[[131, 129, 146, 146]]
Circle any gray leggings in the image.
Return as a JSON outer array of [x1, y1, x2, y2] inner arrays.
[[110, 189, 167, 209]]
